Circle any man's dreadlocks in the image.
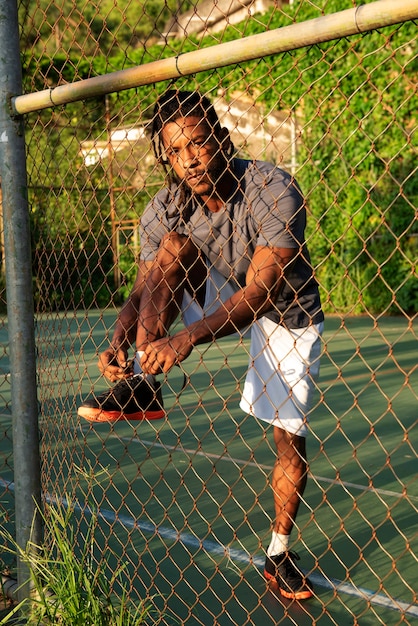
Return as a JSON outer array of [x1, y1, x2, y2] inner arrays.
[[150, 90, 234, 214]]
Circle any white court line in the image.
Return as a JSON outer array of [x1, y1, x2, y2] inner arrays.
[[1, 476, 417, 618]]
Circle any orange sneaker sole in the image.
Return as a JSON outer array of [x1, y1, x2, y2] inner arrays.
[[264, 569, 313, 600], [78, 407, 165, 422]]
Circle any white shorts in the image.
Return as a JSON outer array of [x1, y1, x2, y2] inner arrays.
[[239, 318, 322, 436], [182, 267, 323, 437]]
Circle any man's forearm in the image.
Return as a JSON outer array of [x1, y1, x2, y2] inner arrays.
[[110, 298, 140, 349], [110, 260, 151, 350], [187, 283, 276, 347]]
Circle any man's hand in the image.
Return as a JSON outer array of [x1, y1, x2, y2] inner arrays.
[[98, 346, 133, 382], [141, 330, 194, 375]]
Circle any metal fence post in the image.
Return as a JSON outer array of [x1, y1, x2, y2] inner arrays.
[[0, 0, 42, 602]]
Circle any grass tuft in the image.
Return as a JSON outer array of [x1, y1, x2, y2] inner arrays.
[[0, 475, 157, 625]]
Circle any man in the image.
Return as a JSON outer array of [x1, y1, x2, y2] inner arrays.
[[78, 89, 324, 600]]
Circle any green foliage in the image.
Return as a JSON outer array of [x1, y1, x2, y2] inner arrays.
[[19, 0, 194, 59], [20, 0, 417, 314], [0, 470, 157, 625]]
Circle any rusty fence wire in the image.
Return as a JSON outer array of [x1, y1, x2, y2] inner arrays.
[[0, 0, 417, 623]]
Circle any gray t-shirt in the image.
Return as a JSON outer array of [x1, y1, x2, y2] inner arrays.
[[140, 158, 323, 328]]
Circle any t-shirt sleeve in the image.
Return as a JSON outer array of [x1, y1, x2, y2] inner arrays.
[[139, 189, 173, 262], [250, 166, 306, 249]]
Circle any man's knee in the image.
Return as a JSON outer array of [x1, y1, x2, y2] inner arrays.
[[274, 426, 306, 458], [157, 232, 207, 303], [158, 232, 199, 264]]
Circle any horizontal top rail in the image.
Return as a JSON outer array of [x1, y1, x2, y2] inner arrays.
[[12, 0, 418, 115]]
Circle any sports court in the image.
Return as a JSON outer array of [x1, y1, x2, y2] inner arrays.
[[2, 311, 414, 624]]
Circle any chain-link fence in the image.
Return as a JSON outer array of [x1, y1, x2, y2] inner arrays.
[[0, 0, 417, 623]]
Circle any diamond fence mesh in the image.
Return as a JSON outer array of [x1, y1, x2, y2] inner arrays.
[[0, 0, 417, 623]]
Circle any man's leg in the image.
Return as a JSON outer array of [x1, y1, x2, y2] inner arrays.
[[78, 232, 206, 422], [240, 318, 321, 597], [263, 425, 313, 600], [135, 232, 207, 351], [271, 426, 307, 537]]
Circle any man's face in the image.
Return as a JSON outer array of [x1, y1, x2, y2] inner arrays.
[[161, 115, 229, 198]]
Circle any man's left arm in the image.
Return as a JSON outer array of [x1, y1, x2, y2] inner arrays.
[[141, 245, 297, 374]]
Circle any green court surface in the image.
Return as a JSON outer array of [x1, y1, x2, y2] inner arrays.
[[1, 312, 417, 624]]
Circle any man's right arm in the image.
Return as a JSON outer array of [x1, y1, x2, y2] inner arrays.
[[98, 260, 152, 381]]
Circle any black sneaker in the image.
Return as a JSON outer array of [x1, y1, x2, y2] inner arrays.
[[264, 551, 314, 600], [78, 374, 165, 423]]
